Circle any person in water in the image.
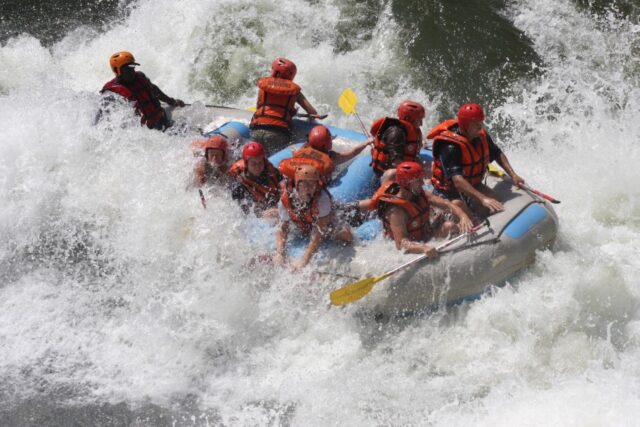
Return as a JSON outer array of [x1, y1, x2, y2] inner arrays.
[[366, 161, 473, 256], [100, 51, 185, 131], [428, 103, 525, 217], [370, 101, 426, 179], [228, 142, 283, 217], [278, 124, 371, 185], [275, 165, 353, 269], [192, 135, 231, 187], [250, 57, 321, 155]]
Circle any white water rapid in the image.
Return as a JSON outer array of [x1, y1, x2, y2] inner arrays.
[[1, 0, 639, 424]]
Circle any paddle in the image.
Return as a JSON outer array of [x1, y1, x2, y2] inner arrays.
[[184, 103, 237, 109], [329, 220, 489, 306], [186, 103, 328, 119], [297, 113, 328, 119], [338, 88, 371, 138], [487, 164, 560, 204], [521, 184, 561, 204], [245, 105, 326, 119], [198, 189, 207, 210]]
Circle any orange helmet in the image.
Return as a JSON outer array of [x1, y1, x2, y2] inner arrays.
[[192, 135, 229, 160], [109, 51, 139, 76], [294, 164, 320, 185], [396, 161, 424, 187], [307, 125, 333, 153], [203, 135, 228, 151], [271, 57, 297, 80], [397, 101, 425, 123]]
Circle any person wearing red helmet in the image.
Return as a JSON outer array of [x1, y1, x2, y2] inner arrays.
[[364, 161, 473, 256], [278, 125, 370, 184], [228, 142, 283, 217], [428, 103, 525, 217], [250, 57, 322, 155], [275, 164, 353, 269], [191, 135, 231, 187], [370, 100, 426, 179], [99, 51, 185, 131]]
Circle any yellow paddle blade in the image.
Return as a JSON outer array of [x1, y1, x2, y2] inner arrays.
[[338, 88, 358, 115], [487, 163, 505, 177], [246, 106, 257, 112], [330, 273, 388, 306]]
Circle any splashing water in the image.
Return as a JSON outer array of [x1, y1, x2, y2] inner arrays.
[[1, 0, 639, 424]]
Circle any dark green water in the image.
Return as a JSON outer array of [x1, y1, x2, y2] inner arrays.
[[0, 0, 131, 46]]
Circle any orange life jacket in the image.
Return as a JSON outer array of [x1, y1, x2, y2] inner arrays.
[[279, 181, 327, 235], [250, 77, 301, 129], [278, 145, 335, 184], [428, 119, 490, 192], [369, 180, 431, 241], [101, 72, 166, 129], [228, 160, 281, 207], [370, 117, 422, 175]]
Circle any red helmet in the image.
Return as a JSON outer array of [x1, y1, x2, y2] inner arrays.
[[397, 101, 426, 123], [200, 135, 229, 161], [396, 161, 424, 187], [271, 57, 297, 80], [307, 125, 332, 152], [242, 142, 266, 162], [457, 103, 485, 131]]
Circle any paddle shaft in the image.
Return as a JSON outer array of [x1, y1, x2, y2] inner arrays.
[[380, 221, 488, 280], [488, 164, 560, 204], [184, 103, 235, 109], [297, 113, 328, 119], [353, 112, 371, 138], [184, 103, 328, 119], [521, 183, 561, 204]]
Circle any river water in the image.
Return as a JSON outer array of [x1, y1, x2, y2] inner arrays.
[[1, 0, 639, 425]]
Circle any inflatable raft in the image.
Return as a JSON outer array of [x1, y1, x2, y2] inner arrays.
[[200, 107, 559, 316]]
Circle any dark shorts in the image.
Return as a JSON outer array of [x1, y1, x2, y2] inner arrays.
[[250, 126, 291, 155]]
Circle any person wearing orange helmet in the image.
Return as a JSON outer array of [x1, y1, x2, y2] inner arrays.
[[191, 135, 231, 187], [228, 142, 283, 217], [275, 164, 353, 269], [370, 101, 426, 179], [100, 51, 185, 131], [250, 57, 322, 155], [365, 161, 473, 256], [428, 103, 525, 217], [278, 124, 371, 184]]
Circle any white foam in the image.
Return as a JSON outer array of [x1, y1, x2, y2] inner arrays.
[[1, 0, 639, 423]]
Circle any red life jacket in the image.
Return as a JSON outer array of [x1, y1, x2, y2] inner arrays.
[[250, 77, 301, 129], [228, 160, 281, 208], [101, 72, 166, 129], [370, 117, 422, 175], [369, 180, 431, 241], [279, 181, 327, 235], [428, 119, 490, 192], [278, 145, 335, 184]]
